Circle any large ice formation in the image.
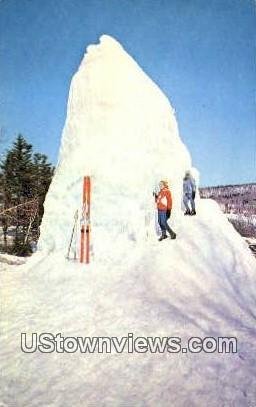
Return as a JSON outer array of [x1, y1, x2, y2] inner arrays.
[[38, 35, 192, 257]]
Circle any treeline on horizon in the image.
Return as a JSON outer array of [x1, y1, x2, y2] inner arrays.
[[0, 135, 54, 256]]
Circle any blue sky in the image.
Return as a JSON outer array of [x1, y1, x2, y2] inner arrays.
[[0, 0, 255, 186]]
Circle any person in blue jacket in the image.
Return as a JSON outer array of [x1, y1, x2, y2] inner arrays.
[[183, 171, 196, 215]]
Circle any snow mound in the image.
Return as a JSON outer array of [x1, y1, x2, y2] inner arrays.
[[38, 35, 191, 256]]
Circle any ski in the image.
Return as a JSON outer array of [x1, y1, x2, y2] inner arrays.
[[80, 176, 91, 264]]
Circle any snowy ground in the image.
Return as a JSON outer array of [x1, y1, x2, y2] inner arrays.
[[1, 201, 256, 406], [0, 253, 27, 267]]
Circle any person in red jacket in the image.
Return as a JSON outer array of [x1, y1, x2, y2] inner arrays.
[[155, 180, 176, 241]]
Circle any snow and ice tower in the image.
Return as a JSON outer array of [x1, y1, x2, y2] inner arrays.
[[38, 35, 192, 256]]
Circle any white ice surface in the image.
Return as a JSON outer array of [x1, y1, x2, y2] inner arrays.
[[38, 35, 191, 257]]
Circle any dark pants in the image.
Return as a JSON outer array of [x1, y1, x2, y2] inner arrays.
[[158, 210, 175, 237]]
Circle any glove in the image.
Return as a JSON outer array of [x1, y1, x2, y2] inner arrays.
[[192, 191, 196, 200], [166, 209, 171, 219]]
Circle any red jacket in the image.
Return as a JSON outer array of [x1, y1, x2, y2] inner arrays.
[[156, 187, 172, 210]]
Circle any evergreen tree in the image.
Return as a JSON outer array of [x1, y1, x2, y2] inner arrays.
[[32, 153, 54, 196], [0, 134, 54, 255], [31, 152, 54, 219], [1, 135, 33, 203]]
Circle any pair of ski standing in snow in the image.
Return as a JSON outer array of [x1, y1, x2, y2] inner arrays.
[[154, 171, 196, 242]]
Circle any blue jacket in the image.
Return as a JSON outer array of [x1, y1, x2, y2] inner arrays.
[[183, 177, 196, 195]]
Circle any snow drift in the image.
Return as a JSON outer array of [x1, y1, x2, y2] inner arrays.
[[1, 35, 256, 406]]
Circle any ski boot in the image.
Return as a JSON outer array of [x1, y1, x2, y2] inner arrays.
[[184, 210, 191, 215], [159, 235, 168, 241]]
